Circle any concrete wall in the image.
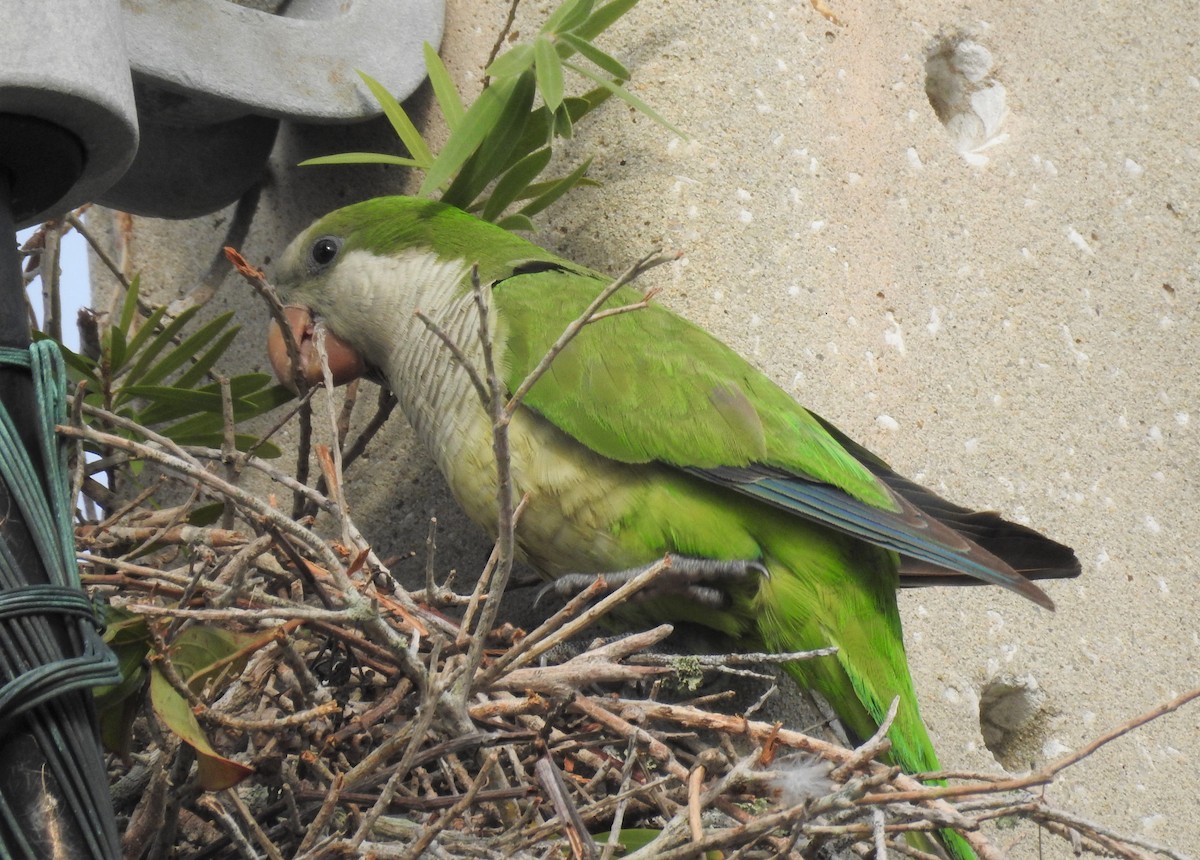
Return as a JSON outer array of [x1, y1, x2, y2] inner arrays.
[[97, 0, 1199, 854]]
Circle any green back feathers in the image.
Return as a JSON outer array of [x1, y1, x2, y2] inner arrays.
[[492, 267, 894, 509]]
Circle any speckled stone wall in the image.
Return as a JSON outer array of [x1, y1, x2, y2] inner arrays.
[[95, 1, 1199, 854]]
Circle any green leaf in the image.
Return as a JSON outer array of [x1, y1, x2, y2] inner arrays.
[[570, 84, 617, 118], [541, 0, 593, 34], [440, 70, 537, 209], [171, 326, 240, 390], [95, 659, 148, 756], [106, 324, 127, 377], [120, 305, 168, 371], [150, 667, 253, 791], [357, 70, 434, 167], [482, 147, 553, 222], [300, 152, 425, 168], [186, 502, 225, 526], [563, 60, 685, 137], [593, 828, 666, 855], [559, 32, 630, 80], [33, 334, 98, 383], [118, 275, 141, 335], [534, 36, 565, 112], [133, 311, 236, 388], [122, 305, 201, 387], [496, 213, 536, 232], [512, 174, 600, 202], [485, 43, 535, 80], [574, 0, 640, 41], [163, 426, 282, 458], [239, 382, 296, 415], [419, 76, 518, 196], [131, 374, 279, 427], [499, 106, 556, 176], [149, 407, 259, 436], [519, 157, 594, 216], [170, 625, 263, 694], [127, 386, 220, 424], [97, 678, 144, 757], [520, 91, 611, 149], [554, 102, 574, 139], [424, 42, 465, 131]]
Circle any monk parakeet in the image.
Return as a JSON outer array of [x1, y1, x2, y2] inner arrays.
[[269, 196, 1079, 857]]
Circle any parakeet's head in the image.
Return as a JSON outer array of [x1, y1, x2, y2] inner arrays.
[[268, 196, 563, 391]]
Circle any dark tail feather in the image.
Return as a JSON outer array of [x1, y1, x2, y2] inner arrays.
[[810, 414, 1082, 587], [873, 469, 1081, 586]]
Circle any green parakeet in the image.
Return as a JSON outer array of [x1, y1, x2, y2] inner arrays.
[[270, 196, 1080, 857]]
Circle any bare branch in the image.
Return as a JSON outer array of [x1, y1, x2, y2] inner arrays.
[[504, 250, 678, 416]]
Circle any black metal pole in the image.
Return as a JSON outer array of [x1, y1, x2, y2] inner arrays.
[[0, 140, 119, 858]]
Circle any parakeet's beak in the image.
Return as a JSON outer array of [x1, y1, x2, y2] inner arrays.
[[267, 305, 367, 392]]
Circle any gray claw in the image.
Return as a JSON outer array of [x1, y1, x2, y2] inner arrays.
[[543, 554, 767, 608]]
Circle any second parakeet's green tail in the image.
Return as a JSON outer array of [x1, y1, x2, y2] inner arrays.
[[270, 197, 1080, 857]]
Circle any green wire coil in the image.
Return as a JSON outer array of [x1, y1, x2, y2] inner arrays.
[[0, 339, 121, 859]]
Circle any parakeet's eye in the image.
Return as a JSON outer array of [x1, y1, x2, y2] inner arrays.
[[309, 236, 342, 269]]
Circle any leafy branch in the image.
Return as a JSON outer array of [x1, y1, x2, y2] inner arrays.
[[302, 0, 681, 229]]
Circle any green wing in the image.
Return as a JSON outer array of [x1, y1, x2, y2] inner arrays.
[[493, 266, 889, 504], [493, 266, 1058, 607]]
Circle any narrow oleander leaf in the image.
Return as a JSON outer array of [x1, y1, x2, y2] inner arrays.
[[519, 157, 594, 216], [559, 32, 630, 80], [485, 43, 535, 79], [482, 147, 554, 222], [513, 174, 601, 202], [541, 0, 593, 35], [127, 386, 218, 425], [564, 60, 685, 137], [144, 388, 278, 428], [571, 84, 616, 118], [218, 374, 277, 398], [300, 153, 425, 168], [117, 275, 141, 335], [420, 76, 517, 197], [496, 213, 536, 232], [574, 0, 640, 41], [123, 306, 201, 386], [495, 105, 556, 177], [357, 70, 434, 167], [134, 311, 236, 388], [554, 102, 574, 138], [106, 325, 127, 377], [537, 89, 614, 146], [120, 305, 167, 371], [172, 326, 240, 389], [240, 382, 296, 414], [130, 373, 281, 427], [424, 42, 465, 131], [440, 71, 536, 209], [534, 36, 565, 113]]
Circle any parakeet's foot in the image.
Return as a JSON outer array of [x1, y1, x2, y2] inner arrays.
[[544, 555, 768, 608]]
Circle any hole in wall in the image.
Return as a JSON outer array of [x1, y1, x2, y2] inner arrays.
[[924, 35, 1010, 166], [978, 674, 1051, 770]]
